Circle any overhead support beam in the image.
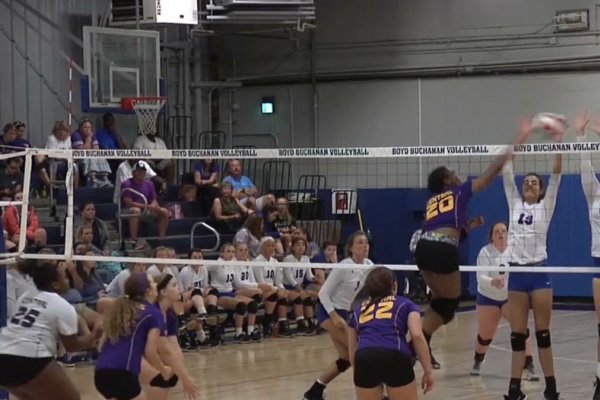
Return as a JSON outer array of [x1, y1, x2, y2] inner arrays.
[[191, 81, 243, 88]]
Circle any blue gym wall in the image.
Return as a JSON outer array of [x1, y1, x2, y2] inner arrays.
[[354, 174, 595, 298]]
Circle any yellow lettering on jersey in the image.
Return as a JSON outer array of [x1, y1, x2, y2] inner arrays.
[[425, 191, 455, 221], [358, 300, 394, 323]]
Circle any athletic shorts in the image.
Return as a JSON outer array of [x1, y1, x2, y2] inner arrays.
[[316, 303, 348, 325], [218, 291, 236, 298], [0, 354, 53, 388], [95, 369, 141, 400], [353, 347, 415, 388], [593, 257, 600, 278], [415, 237, 460, 275], [476, 293, 506, 308], [507, 262, 551, 293]]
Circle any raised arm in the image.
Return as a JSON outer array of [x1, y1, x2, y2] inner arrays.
[[544, 123, 566, 212], [576, 110, 600, 203]]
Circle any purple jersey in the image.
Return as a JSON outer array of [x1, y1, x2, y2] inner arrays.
[[152, 303, 179, 337], [422, 181, 473, 233], [349, 295, 420, 355], [120, 178, 157, 207], [96, 300, 165, 375]]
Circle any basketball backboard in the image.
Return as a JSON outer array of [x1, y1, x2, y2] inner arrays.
[[82, 26, 161, 113]]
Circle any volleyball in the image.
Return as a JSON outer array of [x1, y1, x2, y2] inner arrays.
[[532, 112, 567, 137]]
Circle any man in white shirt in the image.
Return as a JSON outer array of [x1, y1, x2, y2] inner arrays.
[[113, 160, 165, 204], [132, 134, 175, 184]]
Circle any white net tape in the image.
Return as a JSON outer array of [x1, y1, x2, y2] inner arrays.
[[131, 98, 166, 136]]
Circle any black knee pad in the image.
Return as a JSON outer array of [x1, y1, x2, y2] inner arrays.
[[293, 296, 303, 305], [430, 297, 459, 324], [206, 304, 217, 315], [535, 329, 551, 348], [247, 300, 259, 314], [277, 298, 288, 306], [235, 302, 248, 316], [252, 293, 263, 303], [597, 323, 600, 338], [207, 288, 219, 297], [266, 292, 278, 302], [150, 373, 179, 388], [510, 332, 528, 352], [335, 358, 351, 373], [477, 334, 492, 346], [191, 288, 203, 297], [303, 297, 314, 307]]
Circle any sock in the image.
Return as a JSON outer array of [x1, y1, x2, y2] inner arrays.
[[198, 306, 207, 315], [235, 327, 243, 336], [263, 313, 273, 326], [197, 330, 206, 342], [544, 376, 557, 395], [296, 316, 304, 321], [597, 363, 600, 378], [524, 355, 533, 368], [309, 380, 326, 395], [247, 325, 255, 334], [508, 378, 521, 396], [278, 318, 287, 322], [474, 352, 485, 362]]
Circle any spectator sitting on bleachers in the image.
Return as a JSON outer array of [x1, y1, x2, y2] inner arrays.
[[0, 158, 23, 200], [194, 158, 220, 215], [132, 132, 175, 184], [38, 120, 79, 189], [68, 247, 114, 314], [262, 204, 286, 256], [75, 225, 122, 283], [113, 159, 165, 204], [293, 226, 320, 260], [12, 121, 31, 149], [0, 123, 18, 155], [120, 162, 169, 246], [309, 239, 337, 284], [233, 212, 280, 259], [274, 196, 296, 250], [71, 118, 113, 188], [223, 159, 275, 211], [2, 190, 46, 248], [96, 113, 128, 150], [74, 202, 111, 254], [212, 181, 251, 233]]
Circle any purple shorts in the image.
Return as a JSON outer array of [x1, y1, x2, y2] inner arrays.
[[476, 293, 506, 308], [218, 291, 235, 298], [316, 303, 349, 325]]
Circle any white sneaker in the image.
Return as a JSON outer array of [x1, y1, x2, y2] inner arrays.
[[470, 360, 483, 376], [523, 364, 540, 382]]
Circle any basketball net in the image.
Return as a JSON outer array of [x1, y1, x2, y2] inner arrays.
[[130, 98, 166, 136]]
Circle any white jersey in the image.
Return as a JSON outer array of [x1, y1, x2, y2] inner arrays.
[[253, 255, 283, 288], [578, 135, 600, 257], [147, 265, 179, 278], [0, 291, 78, 358], [179, 265, 208, 291], [319, 257, 373, 313], [106, 269, 131, 298], [281, 254, 314, 287], [206, 258, 235, 293], [476, 243, 511, 301], [233, 259, 258, 289], [502, 161, 560, 264], [6, 269, 36, 318]]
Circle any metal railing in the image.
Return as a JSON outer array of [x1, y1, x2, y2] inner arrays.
[[190, 222, 221, 253], [117, 187, 148, 250]]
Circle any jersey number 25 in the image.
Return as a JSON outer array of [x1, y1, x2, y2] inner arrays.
[[10, 307, 40, 328]]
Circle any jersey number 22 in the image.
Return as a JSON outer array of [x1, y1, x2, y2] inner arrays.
[[359, 301, 393, 323]]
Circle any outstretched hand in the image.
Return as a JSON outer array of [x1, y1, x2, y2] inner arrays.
[[575, 110, 590, 136]]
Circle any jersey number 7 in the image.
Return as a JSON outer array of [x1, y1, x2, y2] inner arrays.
[[10, 307, 40, 328]]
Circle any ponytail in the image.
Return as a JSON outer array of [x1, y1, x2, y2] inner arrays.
[[103, 297, 140, 342]]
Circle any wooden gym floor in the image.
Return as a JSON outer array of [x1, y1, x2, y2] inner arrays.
[[65, 310, 598, 400]]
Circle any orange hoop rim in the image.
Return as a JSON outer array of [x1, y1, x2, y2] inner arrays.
[[121, 96, 166, 111]]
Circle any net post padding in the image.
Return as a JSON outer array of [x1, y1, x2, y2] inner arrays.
[[122, 96, 166, 136]]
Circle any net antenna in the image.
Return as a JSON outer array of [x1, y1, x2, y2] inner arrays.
[[122, 96, 166, 136]]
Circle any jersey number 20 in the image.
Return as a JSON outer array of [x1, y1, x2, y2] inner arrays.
[[10, 307, 40, 328], [359, 301, 393, 323], [426, 195, 454, 221]]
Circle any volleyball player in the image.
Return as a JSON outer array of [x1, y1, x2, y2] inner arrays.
[[107, 262, 147, 298], [470, 221, 538, 381], [207, 243, 260, 342], [574, 110, 600, 399], [348, 266, 434, 400], [502, 117, 565, 400], [95, 272, 171, 400], [283, 237, 318, 335], [303, 230, 373, 400], [414, 117, 534, 370], [143, 273, 199, 400], [254, 236, 294, 338], [147, 247, 178, 278], [5, 258, 36, 318], [0, 262, 99, 400]]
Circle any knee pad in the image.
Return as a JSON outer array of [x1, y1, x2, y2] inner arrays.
[[191, 288, 203, 298], [277, 298, 288, 306], [597, 323, 600, 338], [535, 329, 551, 348], [266, 292, 279, 302], [252, 293, 263, 304], [303, 297, 314, 307], [206, 304, 217, 315], [207, 288, 219, 297], [150, 373, 179, 388], [477, 334, 492, 346], [235, 302, 248, 316], [430, 297, 459, 324], [293, 296, 303, 305], [510, 332, 528, 352], [247, 300, 259, 314], [335, 358, 351, 373]]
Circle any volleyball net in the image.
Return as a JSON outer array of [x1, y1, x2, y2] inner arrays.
[[3, 140, 600, 278]]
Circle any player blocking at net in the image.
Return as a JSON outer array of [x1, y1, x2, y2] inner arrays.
[[414, 116, 540, 369]]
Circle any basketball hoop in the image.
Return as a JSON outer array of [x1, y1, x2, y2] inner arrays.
[[122, 96, 166, 136]]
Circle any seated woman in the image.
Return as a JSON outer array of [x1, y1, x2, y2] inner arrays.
[[194, 158, 220, 215], [71, 119, 112, 187], [310, 240, 338, 286], [3, 191, 47, 249], [212, 181, 251, 233], [73, 202, 111, 254], [75, 225, 120, 283], [294, 226, 320, 259], [67, 249, 114, 316], [37, 120, 80, 189]]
